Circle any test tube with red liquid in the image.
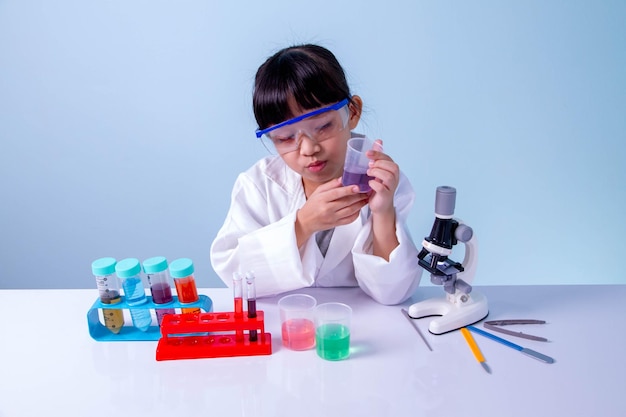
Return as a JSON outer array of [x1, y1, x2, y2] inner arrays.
[[233, 272, 244, 342], [245, 271, 258, 342], [142, 256, 175, 325], [169, 258, 200, 314]]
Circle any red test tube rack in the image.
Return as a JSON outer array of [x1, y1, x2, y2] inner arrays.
[[155, 310, 272, 361]]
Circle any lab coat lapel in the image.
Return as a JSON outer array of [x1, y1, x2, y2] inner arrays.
[[317, 216, 361, 277]]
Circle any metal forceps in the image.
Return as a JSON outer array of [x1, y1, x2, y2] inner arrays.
[[483, 319, 548, 342]]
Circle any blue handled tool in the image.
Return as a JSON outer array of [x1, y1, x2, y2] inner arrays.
[[467, 325, 555, 364]]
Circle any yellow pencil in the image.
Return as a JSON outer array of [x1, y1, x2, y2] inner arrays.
[[461, 327, 491, 374]]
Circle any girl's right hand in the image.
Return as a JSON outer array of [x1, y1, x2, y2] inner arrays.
[[295, 178, 368, 245]]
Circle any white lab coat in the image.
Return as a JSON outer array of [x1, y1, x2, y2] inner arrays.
[[210, 155, 423, 305]]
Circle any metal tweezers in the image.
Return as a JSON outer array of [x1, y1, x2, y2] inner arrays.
[[483, 319, 548, 342]]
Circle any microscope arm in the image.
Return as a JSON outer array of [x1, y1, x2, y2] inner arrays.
[[455, 222, 477, 287]]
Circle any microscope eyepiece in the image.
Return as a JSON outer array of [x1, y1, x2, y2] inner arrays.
[[435, 186, 456, 218]]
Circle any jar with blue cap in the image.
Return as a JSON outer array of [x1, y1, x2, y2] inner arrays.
[[169, 258, 200, 314], [142, 256, 175, 325], [91, 257, 125, 334], [115, 258, 152, 331]]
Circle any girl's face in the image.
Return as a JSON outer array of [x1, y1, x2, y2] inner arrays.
[[279, 96, 362, 196]]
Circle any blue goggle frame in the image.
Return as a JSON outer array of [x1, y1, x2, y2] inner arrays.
[[255, 98, 350, 139]]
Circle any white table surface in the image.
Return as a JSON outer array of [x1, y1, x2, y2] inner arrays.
[[0, 285, 624, 417]]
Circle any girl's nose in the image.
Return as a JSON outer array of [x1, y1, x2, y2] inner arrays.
[[297, 131, 320, 155]]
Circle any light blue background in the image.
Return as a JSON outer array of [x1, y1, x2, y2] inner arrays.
[[1, 0, 624, 289]]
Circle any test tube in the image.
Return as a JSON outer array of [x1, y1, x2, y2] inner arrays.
[[91, 257, 124, 334], [169, 258, 200, 314], [115, 258, 152, 332], [233, 272, 244, 318], [142, 256, 175, 326], [233, 272, 244, 342], [245, 270, 258, 342]]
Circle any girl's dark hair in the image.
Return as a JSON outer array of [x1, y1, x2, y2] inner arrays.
[[253, 44, 352, 130]]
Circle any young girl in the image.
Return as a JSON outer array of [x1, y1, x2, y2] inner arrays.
[[210, 44, 422, 305]]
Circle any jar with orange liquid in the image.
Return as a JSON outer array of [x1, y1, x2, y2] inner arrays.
[[169, 258, 200, 314]]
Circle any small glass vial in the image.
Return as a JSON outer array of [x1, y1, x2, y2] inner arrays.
[[91, 257, 124, 334], [169, 258, 200, 314], [115, 258, 152, 331], [142, 256, 175, 326]]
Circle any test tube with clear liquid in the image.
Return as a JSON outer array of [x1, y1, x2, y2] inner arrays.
[[115, 258, 152, 331], [91, 257, 124, 334], [142, 256, 175, 326]]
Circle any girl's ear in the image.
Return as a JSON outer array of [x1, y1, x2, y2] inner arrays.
[[348, 95, 363, 129]]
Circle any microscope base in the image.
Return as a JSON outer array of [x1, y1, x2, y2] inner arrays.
[[407, 291, 488, 334]]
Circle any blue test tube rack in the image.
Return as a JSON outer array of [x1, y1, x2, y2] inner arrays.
[[87, 295, 213, 341]]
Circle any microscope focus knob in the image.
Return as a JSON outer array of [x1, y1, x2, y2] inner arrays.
[[455, 224, 473, 243]]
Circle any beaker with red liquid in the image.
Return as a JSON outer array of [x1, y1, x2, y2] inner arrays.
[[278, 293, 317, 350]]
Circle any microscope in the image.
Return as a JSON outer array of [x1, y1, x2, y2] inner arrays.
[[408, 186, 489, 334]]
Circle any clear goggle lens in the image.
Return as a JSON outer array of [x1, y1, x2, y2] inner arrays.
[[256, 99, 350, 154]]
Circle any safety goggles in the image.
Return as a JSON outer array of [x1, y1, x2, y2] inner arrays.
[[255, 99, 350, 154]]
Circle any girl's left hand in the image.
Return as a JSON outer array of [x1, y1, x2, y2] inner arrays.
[[366, 139, 399, 214]]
